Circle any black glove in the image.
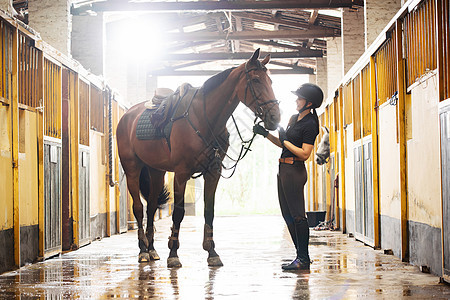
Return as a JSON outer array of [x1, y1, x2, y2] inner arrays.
[[253, 124, 269, 137], [278, 127, 287, 144]]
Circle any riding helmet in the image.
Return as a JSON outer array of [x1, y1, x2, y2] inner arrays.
[[292, 83, 324, 109]]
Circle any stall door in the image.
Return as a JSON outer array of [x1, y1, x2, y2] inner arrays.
[[363, 140, 374, 243], [321, 165, 327, 211], [79, 148, 90, 246], [44, 141, 61, 256], [440, 108, 450, 280], [354, 140, 374, 246], [329, 154, 335, 222], [354, 145, 364, 236]]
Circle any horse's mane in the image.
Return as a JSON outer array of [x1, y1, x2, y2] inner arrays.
[[202, 67, 236, 95], [202, 60, 267, 95]]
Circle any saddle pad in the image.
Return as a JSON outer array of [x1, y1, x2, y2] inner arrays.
[[136, 109, 173, 140]]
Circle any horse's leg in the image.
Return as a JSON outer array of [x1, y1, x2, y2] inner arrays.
[[125, 168, 150, 262], [145, 168, 166, 261], [203, 171, 223, 267], [167, 172, 189, 268]]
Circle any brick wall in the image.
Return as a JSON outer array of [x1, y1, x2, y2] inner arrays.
[[365, 0, 402, 49], [72, 13, 104, 76], [326, 37, 343, 97], [316, 57, 328, 100], [28, 0, 71, 55], [342, 7, 365, 74]]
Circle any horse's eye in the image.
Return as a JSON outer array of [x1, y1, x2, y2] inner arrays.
[[251, 77, 261, 83]]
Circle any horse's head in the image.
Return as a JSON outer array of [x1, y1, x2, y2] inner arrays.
[[315, 126, 330, 165], [234, 49, 280, 131]]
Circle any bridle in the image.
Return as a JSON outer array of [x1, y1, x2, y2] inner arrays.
[[243, 61, 279, 120]]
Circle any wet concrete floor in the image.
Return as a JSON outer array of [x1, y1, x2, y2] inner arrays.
[[1, 215, 450, 299]]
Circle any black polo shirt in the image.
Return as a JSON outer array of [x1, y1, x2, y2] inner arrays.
[[280, 113, 319, 158]]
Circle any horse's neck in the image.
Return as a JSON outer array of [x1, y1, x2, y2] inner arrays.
[[202, 76, 241, 131]]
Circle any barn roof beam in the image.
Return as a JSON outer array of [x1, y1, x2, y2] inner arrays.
[[269, 61, 315, 73], [232, 12, 326, 31], [72, 0, 363, 14], [249, 40, 314, 51], [159, 50, 323, 61], [148, 68, 314, 76], [164, 28, 339, 42]]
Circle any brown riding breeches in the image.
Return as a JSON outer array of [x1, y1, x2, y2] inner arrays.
[[277, 161, 308, 225]]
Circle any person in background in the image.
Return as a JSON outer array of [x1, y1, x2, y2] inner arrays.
[[253, 83, 323, 270]]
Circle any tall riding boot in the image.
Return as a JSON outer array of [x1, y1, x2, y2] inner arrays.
[[287, 223, 298, 249], [282, 218, 310, 270], [282, 223, 298, 267]]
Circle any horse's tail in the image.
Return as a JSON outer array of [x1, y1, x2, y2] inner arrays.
[[139, 166, 170, 208], [157, 185, 170, 208]]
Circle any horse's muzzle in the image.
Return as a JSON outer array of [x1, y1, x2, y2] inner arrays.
[[264, 120, 279, 131], [262, 106, 280, 131]]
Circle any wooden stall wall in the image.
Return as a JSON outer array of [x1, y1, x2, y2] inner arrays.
[[404, 0, 443, 276], [0, 18, 14, 274], [89, 84, 108, 240], [0, 11, 127, 274], [313, 0, 448, 277], [78, 78, 91, 247], [342, 82, 355, 234], [437, 0, 450, 282]]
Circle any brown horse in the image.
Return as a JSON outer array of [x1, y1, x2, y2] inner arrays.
[[116, 49, 280, 267]]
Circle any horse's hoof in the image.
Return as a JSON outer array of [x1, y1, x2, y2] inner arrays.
[[148, 250, 160, 261], [207, 256, 223, 267], [167, 257, 182, 268], [138, 252, 150, 263]]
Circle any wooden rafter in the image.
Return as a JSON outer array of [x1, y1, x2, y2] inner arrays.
[[307, 10, 319, 47], [269, 61, 315, 74], [158, 51, 323, 61], [164, 28, 339, 42], [232, 11, 326, 31], [72, 0, 364, 14], [148, 68, 314, 76]]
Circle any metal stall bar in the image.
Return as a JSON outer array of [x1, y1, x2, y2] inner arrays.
[[17, 33, 40, 108], [437, 0, 449, 101], [404, 0, 437, 89]]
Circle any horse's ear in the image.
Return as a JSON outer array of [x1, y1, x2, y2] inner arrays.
[[261, 54, 270, 65], [250, 48, 260, 62]]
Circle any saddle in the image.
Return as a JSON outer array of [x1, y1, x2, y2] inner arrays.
[[145, 83, 193, 129], [136, 83, 198, 145]]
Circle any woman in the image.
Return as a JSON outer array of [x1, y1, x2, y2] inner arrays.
[[253, 83, 323, 270]]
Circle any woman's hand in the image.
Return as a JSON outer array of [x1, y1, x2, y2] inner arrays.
[[253, 124, 269, 137]]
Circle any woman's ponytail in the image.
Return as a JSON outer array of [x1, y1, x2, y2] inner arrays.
[[312, 108, 319, 128]]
